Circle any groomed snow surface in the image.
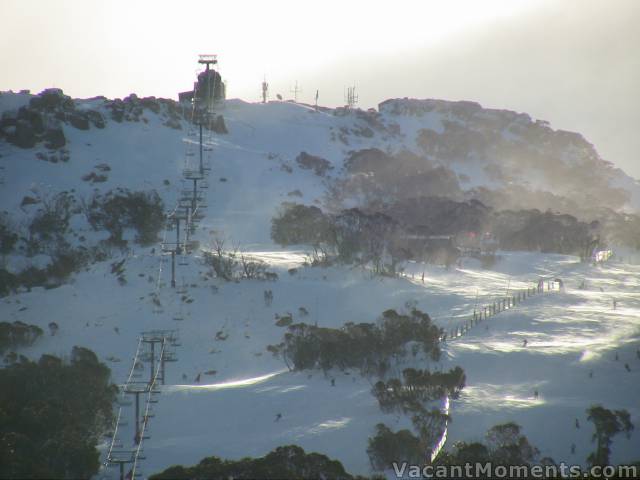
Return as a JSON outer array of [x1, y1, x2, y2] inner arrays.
[[5, 250, 639, 477]]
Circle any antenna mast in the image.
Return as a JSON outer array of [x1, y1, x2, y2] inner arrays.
[[290, 81, 302, 102], [345, 85, 358, 109], [261, 76, 269, 103]]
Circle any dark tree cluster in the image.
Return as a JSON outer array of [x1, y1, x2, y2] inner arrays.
[[26, 192, 76, 253], [271, 203, 409, 271], [586, 405, 634, 467], [435, 422, 540, 468], [0, 347, 117, 479], [0, 321, 43, 353], [493, 209, 598, 255], [272, 198, 610, 263], [295, 151, 333, 176], [367, 423, 424, 471], [85, 188, 165, 246], [0, 247, 92, 297], [372, 367, 465, 415], [383, 197, 489, 237], [271, 203, 333, 249], [150, 445, 362, 480], [332, 148, 463, 209], [269, 308, 443, 375], [369, 422, 540, 473], [0, 215, 18, 257]]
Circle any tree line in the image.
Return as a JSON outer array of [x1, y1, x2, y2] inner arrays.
[[0, 347, 117, 479], [268, 308, 443, 375]]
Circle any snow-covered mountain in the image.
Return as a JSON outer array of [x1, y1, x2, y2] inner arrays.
[[1, 88, 639, 477]]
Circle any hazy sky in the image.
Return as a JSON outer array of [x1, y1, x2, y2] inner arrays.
[[2, 0, 639, 177]]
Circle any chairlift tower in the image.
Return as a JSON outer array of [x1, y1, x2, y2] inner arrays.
[[198, 54, 218, 71], [107, 453, 135, 480], [195, 54, 220, 174]]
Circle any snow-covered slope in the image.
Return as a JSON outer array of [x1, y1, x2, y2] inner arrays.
[[1, 89, 639, 477]]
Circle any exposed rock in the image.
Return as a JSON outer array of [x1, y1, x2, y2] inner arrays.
[[17, 107, 44, 134], [140, 96, 160, 114], [295, 151, 332, 176], [20, 196, 40, 207], [29, 88, 74, 111], [8, 119, 37, 148], [86, 110, 105, 129], [68, 112, 89, 130], [44, 127, 66, 149]]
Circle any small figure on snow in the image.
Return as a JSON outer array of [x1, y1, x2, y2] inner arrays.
[[575, 418, 580, 429], [182, 373, 187, 381], [331, 378, 335, 387], [625, 363, 631, 372], [615, 352, 619, 361], [533, 389, 539, 399], [523, 339, 528, 348], [589, 370, 594, 379], [275, 413, 282, 422], [195, 373, 201, 383], [570, 443, 576, 455], [613, 299, 617, 310]]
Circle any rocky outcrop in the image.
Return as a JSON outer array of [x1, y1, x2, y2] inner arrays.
[[0, 88, 109, 149], [43, 127, 65, 149], [295, 152, 332, 176]]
